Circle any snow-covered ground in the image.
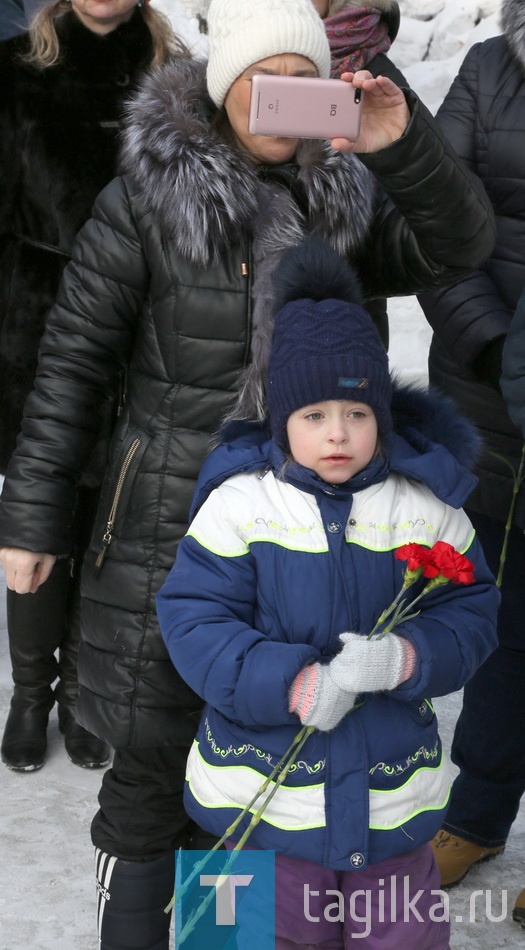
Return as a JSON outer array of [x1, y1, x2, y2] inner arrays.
[[2, 1, 524, 948]]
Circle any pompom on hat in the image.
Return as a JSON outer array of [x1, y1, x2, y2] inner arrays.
[[267, 238, 393, 449], [206, 0, 331, 108]]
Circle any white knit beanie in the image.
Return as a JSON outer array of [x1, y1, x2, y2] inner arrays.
[[206, 0, 331, 107]]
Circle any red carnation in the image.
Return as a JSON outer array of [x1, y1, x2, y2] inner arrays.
[[395, 543, 430, 573], [423, 541, 475, 586]]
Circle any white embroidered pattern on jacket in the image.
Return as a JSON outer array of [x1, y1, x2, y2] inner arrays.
[[237, 516, 322, 537], [348, 517, 437, 536], [204, 718, 325, 775], [368, 740, 440, 778]]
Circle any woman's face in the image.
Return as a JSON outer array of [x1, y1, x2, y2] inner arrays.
[[71, 0, 138, 35], [224, 54, 318, 165]]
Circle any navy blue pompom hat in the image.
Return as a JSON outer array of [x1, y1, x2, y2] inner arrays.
[[266, 238, 393, 449]]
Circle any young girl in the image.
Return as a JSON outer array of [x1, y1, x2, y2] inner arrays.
[[158, 237, 500, 949]]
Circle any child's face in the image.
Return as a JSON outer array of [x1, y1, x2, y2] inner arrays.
[[286, 399, 378, 483]]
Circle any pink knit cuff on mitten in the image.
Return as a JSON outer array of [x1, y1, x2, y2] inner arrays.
[[288, 664, 319, 719], [397, 637, 417, 685]]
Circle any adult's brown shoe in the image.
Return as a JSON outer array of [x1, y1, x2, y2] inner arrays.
[[431, 829, 505, 887], [513, 888, 525, 927]]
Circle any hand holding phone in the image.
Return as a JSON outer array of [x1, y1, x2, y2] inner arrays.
[[248, 74, 363, 142]]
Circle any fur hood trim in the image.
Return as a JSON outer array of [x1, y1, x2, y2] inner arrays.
[[195, 381, 481, 516], [216, 381, 482, 472], [120, 58, 377, 267], [391, 381, 482, 471], [502, 0, 525, 72]]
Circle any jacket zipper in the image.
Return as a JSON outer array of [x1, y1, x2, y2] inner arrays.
[[95, 438, 141, 573]]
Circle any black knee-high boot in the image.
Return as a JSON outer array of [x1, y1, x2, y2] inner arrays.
[[96, 850, 174, 950], [1, 559, 70, 770]]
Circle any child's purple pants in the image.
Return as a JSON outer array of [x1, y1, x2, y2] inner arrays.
[[226, 841, 450, 949]]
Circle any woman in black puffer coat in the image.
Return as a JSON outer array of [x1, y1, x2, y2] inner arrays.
[[0, 0, 185, 774], [0, 0, 496, 944], [417, 0, 525, 903]]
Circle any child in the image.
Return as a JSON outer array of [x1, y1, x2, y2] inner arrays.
[[157, 239, 499, 949]]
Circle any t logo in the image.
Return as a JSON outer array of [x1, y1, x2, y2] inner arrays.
[[175, 848, 275, 949], [200, 874, 254, 925]]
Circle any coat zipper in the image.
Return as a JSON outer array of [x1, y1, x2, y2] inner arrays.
[[95, 438, 141, 573], [241, 238, 253, 368]]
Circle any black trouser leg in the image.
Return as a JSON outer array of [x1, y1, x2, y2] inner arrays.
[[444, 511, 525, 846], [91, 746, 219, 948], [96, 850, 174, 950]]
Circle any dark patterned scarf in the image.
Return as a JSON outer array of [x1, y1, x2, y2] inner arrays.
[[325, 7, 392, 77]]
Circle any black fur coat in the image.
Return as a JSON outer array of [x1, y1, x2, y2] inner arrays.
[[0, 9, 153, 473]]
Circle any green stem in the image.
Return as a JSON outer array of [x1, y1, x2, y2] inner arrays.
[[176, 849, 239, 945], [165, 725, 313, 914], [176, 725, 315, 945], [231, 725, 315, 851], [374, 578, 447, 637], [496, 443, 525, 588], [368, 583, 410, 638]]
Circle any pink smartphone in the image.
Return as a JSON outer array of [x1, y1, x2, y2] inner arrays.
[[248, 74, 363, 141]]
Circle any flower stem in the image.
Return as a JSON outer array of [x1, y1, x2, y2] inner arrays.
[[495, 442, 525, 588], [231, 725, 314, 851], [165, 725, 313, 914], [175, 725, 315, 945], [368, 583, 409, 637]]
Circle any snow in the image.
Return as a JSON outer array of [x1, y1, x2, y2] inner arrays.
[[2, 1, 524, 948]]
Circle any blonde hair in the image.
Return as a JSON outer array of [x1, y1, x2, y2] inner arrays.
[[22, 1, 189, 70]]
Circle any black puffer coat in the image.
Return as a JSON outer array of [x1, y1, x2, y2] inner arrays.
[[0, 10, 154, 473], [418, 0, 525, 529], [501, 288, 525, 440], [330, 0, 408, 344], [0, 57, 495, 749]]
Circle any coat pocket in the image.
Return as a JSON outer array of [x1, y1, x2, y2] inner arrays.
[[94, 429, 150, 573]]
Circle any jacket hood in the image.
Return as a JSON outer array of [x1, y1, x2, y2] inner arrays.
[[501, 0, 525, 72], [190, 382, 481, 517], [119, 58, 377, 267]]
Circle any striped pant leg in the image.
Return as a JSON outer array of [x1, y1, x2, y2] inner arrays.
[[95, 848, 174, 950]]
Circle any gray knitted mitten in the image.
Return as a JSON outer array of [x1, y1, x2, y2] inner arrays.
[[330, 632, 413, 694], [288, 663, 358, 732], [289, 634, 415, 731]]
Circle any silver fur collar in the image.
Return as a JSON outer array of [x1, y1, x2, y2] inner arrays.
[[502, 0, 525, 72], [120, 59, 377, 268], [120, 58, 378, 422]]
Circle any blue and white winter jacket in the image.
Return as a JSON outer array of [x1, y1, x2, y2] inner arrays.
[[157, 387, 499, 871]]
